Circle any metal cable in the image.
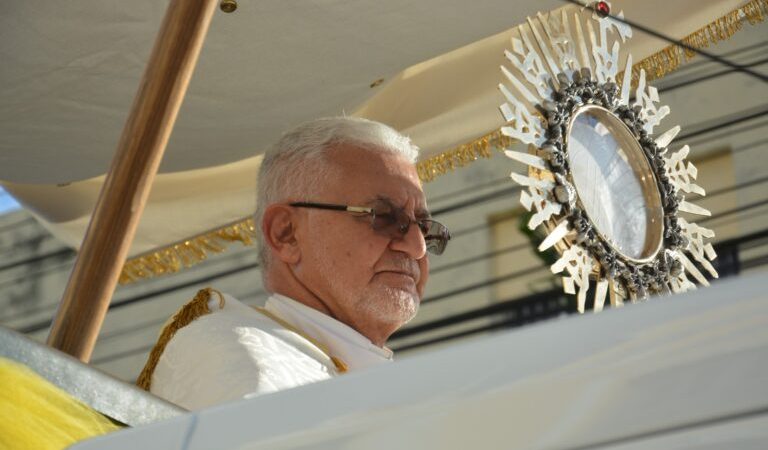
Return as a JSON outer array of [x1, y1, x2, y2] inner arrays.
[[561, 0, 768, 83]]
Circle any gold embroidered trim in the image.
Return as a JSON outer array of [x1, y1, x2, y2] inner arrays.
[[626, 0, 767, 84], [415, 130, 517, 183], [117, 1, 766, 285], [135, 287, 225, 391], [119, 219, 256, 284]]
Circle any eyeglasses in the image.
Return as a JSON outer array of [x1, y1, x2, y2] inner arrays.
[[289, 201, 451, 255]]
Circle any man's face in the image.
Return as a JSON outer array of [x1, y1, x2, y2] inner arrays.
[[293, 144, 429, 338]]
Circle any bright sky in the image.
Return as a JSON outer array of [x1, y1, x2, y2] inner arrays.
[[0, 188, 20, 214]]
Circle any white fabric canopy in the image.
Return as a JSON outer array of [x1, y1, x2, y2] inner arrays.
[[0, 0, 564, 184], [1, 0, 756, 267]]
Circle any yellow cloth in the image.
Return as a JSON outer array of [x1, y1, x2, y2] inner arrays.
[[0, 357, 121, 450]]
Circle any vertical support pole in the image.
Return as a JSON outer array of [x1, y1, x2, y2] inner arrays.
[[47, 0, 218, 361]]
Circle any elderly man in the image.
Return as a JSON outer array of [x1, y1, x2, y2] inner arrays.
[[138, 117, 450, 410]]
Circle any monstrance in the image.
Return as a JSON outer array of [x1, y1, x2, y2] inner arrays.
[[499, 2, 718, 312]]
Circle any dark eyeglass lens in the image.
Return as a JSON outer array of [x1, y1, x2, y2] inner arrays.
[[372, 209, 449, 255], [371, 211, 399, 234], [424, 221, 448, 255]]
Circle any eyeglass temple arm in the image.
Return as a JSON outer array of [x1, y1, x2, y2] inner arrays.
[[289, 202, 373, 214]]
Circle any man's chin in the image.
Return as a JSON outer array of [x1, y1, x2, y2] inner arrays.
[[387, 290, 420, 324], [363, 288, 419, 325]]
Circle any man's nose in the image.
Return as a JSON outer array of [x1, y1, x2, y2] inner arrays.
[[389, 221, 427, 259]]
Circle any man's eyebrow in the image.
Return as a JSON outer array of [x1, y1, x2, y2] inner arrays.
[[415, 206, 431, 219], [367, 196, 394, 208], [369, 195, 431, 218]]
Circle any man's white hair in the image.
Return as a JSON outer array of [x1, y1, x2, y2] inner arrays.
[[255, 116, 419, 269]]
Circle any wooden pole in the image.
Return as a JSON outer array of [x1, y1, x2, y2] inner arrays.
[[47, 0, 218, 361]]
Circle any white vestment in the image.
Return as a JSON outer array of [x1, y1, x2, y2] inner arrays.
[[150, 292, 393, 410]]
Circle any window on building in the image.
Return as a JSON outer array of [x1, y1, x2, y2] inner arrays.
[[489, 206, 559, 302]]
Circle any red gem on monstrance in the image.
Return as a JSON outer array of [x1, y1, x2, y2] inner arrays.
[[595, 1, 610, 17]]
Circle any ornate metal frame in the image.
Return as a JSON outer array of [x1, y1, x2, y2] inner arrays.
[[498, 4, 718, 312]]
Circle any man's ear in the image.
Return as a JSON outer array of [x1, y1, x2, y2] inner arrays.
[[262, 204, 301, 265]]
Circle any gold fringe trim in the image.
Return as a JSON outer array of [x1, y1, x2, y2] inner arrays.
[[627, 0, 767, 84], [416, 130, 516, 182], [119, 219, 257, 284], [136, 288, 225, 391], [117, 1, 766, 285]]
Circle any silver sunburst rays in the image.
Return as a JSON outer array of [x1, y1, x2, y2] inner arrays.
[[498, 3, 717, 312]]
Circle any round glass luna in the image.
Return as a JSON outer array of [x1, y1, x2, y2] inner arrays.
[[565, 105, 664, 262]]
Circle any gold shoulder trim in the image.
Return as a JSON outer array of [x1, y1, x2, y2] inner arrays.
[[135, 287, 225, 391]]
